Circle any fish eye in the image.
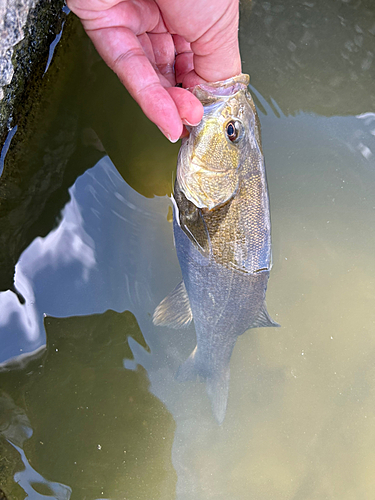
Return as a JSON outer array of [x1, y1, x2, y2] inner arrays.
[[225, 120, 243, 143]]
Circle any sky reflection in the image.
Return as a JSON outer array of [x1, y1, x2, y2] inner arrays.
[[0, 156, 170, 369]]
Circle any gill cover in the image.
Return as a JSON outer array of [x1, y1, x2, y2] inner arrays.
[[177, 74, 260, 211]]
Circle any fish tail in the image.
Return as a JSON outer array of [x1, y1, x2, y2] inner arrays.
[[176, 346, 230, 424], [205, 366, 230, 425]]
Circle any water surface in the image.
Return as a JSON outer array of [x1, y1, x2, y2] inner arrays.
[[0, 1, 375, 499]]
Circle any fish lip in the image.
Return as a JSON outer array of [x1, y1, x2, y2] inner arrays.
[[187, 74, 250, 98]]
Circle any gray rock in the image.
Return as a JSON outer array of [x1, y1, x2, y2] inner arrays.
[[0, 0, 35, 101], [0, 0, 65, 144]]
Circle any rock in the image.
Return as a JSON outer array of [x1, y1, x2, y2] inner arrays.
[[0, 11, 103, 297], [0, 0, 65, 146], [0, 0, 35, 101]]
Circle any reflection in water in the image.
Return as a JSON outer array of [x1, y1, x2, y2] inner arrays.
[[0, 181, 96, 368], [351, 112, 375, 160], [0, 310, 176, 500], [0, 155, 175, 368], [1, 119, 375, 498], [0, 14, 102, 297], [0, 393, 71, 499]]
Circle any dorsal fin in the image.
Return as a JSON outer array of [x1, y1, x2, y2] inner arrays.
[[248, 303, 280, 329], [153, 281, 192, 328]]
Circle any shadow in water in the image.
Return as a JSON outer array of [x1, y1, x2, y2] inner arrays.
[[0, 309, 176, 500]]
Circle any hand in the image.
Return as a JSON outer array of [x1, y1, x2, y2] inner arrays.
[[67, 0, 241, 142]]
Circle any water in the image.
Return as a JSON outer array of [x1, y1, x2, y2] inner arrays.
[[0, 1, 374, 498]]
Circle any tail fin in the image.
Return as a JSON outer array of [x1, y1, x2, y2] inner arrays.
[[206, 366, 230, 425], [176, 346, 230, 424]]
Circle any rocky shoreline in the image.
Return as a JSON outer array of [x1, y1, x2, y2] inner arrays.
[[0, 0, 66, 146]]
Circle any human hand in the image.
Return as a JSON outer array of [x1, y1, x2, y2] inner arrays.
[[67, 0, 241, 142]]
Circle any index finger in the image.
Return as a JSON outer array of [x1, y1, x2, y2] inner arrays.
[[89, 26, 184, 141]]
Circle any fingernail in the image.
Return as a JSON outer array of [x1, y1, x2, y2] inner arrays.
[[157, 126, 179, 143], [182, 118, 201, 127], [167, 134, 179, 144]]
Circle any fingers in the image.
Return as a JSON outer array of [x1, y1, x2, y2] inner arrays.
[[67, 0, 117, 13], [148, 33, 176, 86], [158, 0, 242, 84], [69, 0, 240, 141], [70, 0, 162, 34], [138, 32, 156, 66], [68, 0, 121, 9], [173, 34, 195, 84], [137, 32, 175, 89], [190, 1, 241, 82], [88, 26, 183, 141], [175, 52, 194, 84], [167, 87, 203, 126]]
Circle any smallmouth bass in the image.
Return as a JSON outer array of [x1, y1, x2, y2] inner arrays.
[[154, 74, 279, 423]]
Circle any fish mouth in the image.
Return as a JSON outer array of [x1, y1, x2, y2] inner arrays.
[[188, 74, 250, 101]]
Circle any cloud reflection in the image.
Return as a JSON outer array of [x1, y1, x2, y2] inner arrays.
[[18, 186, 96, 282], [0, 183, 96, 367]]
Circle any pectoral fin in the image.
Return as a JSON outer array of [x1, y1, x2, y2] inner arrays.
[[153, 281, 193, 328], [248, 303, 280, 329], [180, 212, 211, 257], [173, 180, 211, 258]]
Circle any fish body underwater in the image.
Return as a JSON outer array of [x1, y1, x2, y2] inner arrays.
[[154, 74, 279, 423]]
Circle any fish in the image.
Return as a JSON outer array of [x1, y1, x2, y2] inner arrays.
[[153, 74, 279, 423]]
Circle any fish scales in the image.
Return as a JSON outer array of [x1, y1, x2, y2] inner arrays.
[[153, 74, 278, 423]]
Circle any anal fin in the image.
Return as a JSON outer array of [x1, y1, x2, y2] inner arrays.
[[248, 303, 280, 329], [153, 281, 192, 328], [175, 346, 198, 381]]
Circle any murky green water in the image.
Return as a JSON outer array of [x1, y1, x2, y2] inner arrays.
[[0, 1, 375, 499]]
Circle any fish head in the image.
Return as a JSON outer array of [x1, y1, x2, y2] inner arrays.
[[177, 74, 262, 210]]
